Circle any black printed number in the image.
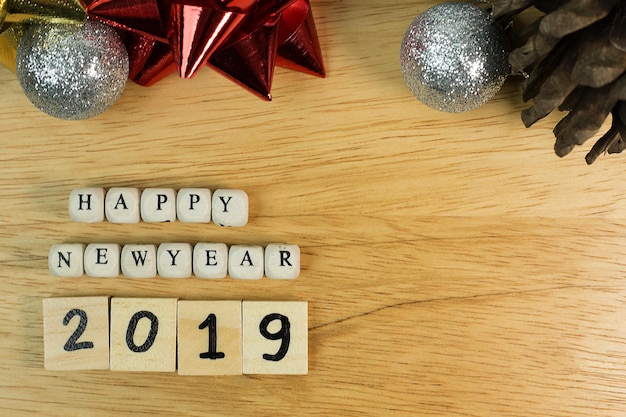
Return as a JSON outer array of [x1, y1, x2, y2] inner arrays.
[[199, 314, 225, 360], [259, 313, 290, 362], [126, 311, 159, 353], [63, 308, 94, 352]]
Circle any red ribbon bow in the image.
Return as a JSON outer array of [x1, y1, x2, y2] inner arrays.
[[86, 0, 324, 99]]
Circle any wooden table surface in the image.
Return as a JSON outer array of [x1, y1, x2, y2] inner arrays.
[[2, 1, 626, 415]]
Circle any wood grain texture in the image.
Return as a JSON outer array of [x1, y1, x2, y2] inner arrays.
[[1, 0, 626, 415]]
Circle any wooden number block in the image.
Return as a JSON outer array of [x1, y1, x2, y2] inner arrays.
[[105, 187, 140, 224], [140, 188, 177, 223], [120, 244, 157, 278], [193, 243, 228, 278], [110, 298, 177, 372], [43, 297, 110, 370], [48, 243, 84, 277], [228, 245, 264, 279], [264, 244, 300, 279], [211, 189, 248, 227], [68, 187, 105, 223], [177, 188, 211, 223], [84, 243, 121, 277], [177, 300, 243, 375], [242, 301, 308, 375]]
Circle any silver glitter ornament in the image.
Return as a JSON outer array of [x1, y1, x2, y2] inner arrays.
[[400, 2, 509, 113], [16, 20, 129, 120]]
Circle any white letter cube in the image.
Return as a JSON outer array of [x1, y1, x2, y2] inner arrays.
[[84, 243, 121, 278], [105, 187, 140, 224], [69, 188, 104, 223], [211, 189, 248, 227], [157, 243, 193, 278], [121, 244, 157, 278], [140, 188, 177, 223], [177, 188, 211, 223], [264, 244, 300, 279], [49, 243, 85, 277], [228, 245, 264, 279], [193, 243, 228, 278]]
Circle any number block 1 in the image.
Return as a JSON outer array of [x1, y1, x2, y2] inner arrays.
[[177, 300, 242, 375], [43, 297, 110, 370], [110, 298, 177, 372], [242, 301, 308, 375]]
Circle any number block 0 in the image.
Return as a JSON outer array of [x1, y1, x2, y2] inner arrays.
[[177, 300, 242, 375], [242, 301, 308, 375], [43, 297, 110, 370], [110, 298, 177, 372]]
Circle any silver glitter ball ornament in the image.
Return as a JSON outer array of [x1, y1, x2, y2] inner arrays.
[[16, 20, 129, 120], [400, 2, 509, 113]]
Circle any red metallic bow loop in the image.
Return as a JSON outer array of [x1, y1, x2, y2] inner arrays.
[[167, 4, 244, 78], [126, 32, 176, 86], [276, 0, 324, 77], [209, 13, 280, 100], [87, 0, 167, 41]]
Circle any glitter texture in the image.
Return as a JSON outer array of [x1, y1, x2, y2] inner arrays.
[[400, 2, 509, 113], [16, 20, 129, 120]]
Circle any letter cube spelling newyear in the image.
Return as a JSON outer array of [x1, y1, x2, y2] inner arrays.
[[264, 243, 300, 279], [68, 188, 105, 223], [105, 187, 141, 223], [157, 243, 193, 278], [228, 245, 264, 279], [43, 297, 110, 370], [84, 243, 121, 277], [177, 300, 243, 375], [48, 243, 85, 277], [193, 243, 228, 278], [110, 298, 177, 372], [121, 244, 157, 278]]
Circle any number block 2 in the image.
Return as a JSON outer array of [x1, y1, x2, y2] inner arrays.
[[43, 297, 110, 370], [242, 301, 308, 375]]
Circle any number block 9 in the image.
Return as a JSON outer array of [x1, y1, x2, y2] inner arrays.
[[110, 298, 177, 372], [242, 301, 308, 375], [43, 297, 110, 370]]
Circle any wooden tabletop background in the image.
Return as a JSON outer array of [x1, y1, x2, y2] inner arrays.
[[2, 0, 626, 415]]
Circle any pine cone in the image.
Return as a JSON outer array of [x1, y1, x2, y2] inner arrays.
[[492, 0, 626, 163]]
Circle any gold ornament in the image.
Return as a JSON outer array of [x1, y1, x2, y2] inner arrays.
[[0, 0, 84, 31], [0, 23, 23, 71]]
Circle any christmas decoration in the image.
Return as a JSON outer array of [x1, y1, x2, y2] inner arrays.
[[493, 0, 626, 163], [0, 23, 23, 71], [0, 0, 324, 118], [16, 20, 128, 119], [0, 0, 85, 29], [108, 0, 325, 99], [400, 2, 509, 113]]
